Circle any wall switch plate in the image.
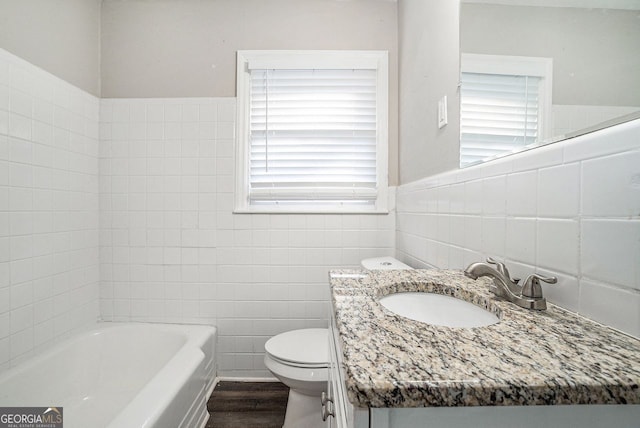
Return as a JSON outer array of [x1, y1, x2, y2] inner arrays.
[[438, 95, 448, 129]]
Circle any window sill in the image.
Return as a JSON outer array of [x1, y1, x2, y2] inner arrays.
[[233, 205, 389, 215]]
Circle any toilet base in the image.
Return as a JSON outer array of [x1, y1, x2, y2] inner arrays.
[[282, 389, 325, 428]]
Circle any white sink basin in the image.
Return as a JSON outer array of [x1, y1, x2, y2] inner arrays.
[[379, 292, 499, 328]]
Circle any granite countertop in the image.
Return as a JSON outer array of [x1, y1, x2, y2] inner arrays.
[[329, 269, 640, 408]]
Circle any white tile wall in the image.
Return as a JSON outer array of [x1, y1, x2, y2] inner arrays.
[[0, 49, 100, 371], [99, 98, 395, 377], [6, 46, 636, 377], [396, 118, 640, 339]]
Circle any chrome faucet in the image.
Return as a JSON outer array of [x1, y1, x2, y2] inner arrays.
[[464, 257, 557, 310]]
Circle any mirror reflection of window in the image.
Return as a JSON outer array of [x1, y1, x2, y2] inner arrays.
[[460, 54, 552, 167], [460, 1, 640, 166]]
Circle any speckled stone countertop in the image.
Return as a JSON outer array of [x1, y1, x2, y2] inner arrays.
[[329, 269, 640, 408]]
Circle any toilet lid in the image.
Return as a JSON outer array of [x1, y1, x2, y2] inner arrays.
[[265, 328, 328, 366]]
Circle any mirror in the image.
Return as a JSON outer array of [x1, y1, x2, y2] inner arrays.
[[459, 0, 640, 166]]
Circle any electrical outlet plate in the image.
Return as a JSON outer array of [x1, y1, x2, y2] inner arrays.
[[438, 95, 448, 129]]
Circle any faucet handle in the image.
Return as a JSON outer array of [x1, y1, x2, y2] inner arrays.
[[486, 257, 503, 270], [486, 257, 514, 282], [521, 274, 557, 299]]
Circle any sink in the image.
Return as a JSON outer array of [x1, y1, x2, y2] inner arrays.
[[379, 292, 499, 328]]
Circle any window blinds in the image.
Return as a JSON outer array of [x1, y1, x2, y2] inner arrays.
[[249, 68, 378, 205], [460, 72, 541, 166]]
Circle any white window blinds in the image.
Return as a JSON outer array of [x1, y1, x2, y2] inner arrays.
[[460, 72, 541, 166], [248, 68, 378, 205]]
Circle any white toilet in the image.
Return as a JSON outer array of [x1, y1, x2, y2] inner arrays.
[[264, 257, 412, 428], [264, 328, 328, 428], [360, 256, 413, 271]]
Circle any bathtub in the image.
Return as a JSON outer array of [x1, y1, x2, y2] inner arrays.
[[0, 322, 216, 428]]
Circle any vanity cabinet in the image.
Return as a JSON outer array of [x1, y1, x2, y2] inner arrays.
[[328, 269, 640, 428], [327, 315, 368, 428]]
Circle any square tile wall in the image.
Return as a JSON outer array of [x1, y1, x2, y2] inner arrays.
[[0, 49, 100, 371], [99, 98, 395, 377], [396, 118, 640, 338], [9, 44, 636, 376]]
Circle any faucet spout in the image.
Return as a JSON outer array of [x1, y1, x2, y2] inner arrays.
[[464, 262, 521, 296]]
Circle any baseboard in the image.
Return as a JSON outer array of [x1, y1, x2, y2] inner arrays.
[[214, 376, 280, 383]]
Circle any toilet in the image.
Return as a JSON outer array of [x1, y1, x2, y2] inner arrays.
[[360, 256, 413, 271], [264, 257, 412, 428], [264, 328, 328, 428]]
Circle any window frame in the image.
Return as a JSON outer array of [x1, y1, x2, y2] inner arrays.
[[460, 53, 553, 167], [235, 50, 389, 214]]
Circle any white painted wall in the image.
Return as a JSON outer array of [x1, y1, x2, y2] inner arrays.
[[100, 0, 400, 185], [398, 0, 461, 184], [0, 0, 101, 96], [396, 119, 640, 339], [99, 97, 396, 376], [0, 49, 100, 371], [552, 105, 639, 136]]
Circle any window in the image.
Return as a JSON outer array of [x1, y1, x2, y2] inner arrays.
[[460, 54, 552, 167], [235, 50, 388, 213]]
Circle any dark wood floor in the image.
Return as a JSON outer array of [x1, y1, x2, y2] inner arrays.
[[207, 381, 289, 428]]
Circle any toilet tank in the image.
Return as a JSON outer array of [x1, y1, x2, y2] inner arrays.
[[361, 257, 413, 270]]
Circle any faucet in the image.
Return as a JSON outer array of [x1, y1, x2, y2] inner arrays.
[[464, 257, 557, 310]]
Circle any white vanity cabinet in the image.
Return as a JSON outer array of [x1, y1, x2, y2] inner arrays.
[[326, 315, 369, 428]]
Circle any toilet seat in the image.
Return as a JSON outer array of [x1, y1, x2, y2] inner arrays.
[[265, 328, 328, 369], [268, 353, 327, 369]]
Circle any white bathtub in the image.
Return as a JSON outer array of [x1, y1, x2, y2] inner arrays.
[[0, 322, 217, 428]]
